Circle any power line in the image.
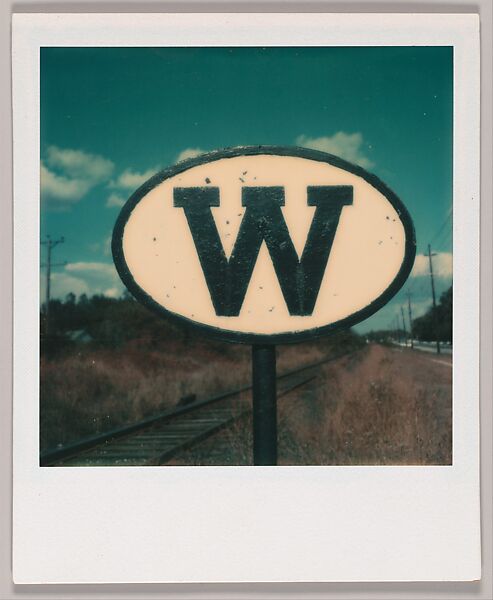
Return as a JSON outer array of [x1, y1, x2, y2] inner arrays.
[[41, 235, 65, 336], [429, 205, 452, 247], [432, 224, 453, 252], [406, 290, 414, 349], [400, 305, 408, 346], [427, 243, 441, 354], [380, 206, 453, 338]]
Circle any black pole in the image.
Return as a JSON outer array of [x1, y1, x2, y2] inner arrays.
[[400, 306, 408, 347], [41, 235, 65, 337], [407, 291, 414, 349], [427, 244, 441, 355], [252, 345, 277, 465]]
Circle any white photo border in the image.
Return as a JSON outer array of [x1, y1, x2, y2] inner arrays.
[[12, 13, 480, 584]]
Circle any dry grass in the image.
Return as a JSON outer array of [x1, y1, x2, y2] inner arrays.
[[172, 344, 452, 466], [40, 339, 247, 450], [41, 336, 450, 466], [40, 335, 332, 451], [277, 345, 452, 465]]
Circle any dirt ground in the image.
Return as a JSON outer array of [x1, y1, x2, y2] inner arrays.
[[174, 344, 452, 466]]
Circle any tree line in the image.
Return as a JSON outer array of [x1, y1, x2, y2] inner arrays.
[[42, 285, 452, 348], [40, 290, 364, 357], [41, 292, 188, 354], [366, 285, 452, 344], [412, 286, 452, 342]]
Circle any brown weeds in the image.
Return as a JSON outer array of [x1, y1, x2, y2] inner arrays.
[[277, 345, 452, 465], [40, 338, 328, 451], [41, 339, 450, 466]]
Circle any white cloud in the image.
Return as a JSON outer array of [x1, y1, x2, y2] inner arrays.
[[41, 146, 114, 209], [40, 272, 90, 304], [106, 192, 126, 208], [41, 262, 124, 304], [104, 287, 121, 298], [108, 168, 156, 191], [412, 252, 453, 279], [176, 147, 205, 162], [295, 132, 374, 169], [46, 146, 114, 182], [40, 162, 90, 205], [65, 262, 117, 276]]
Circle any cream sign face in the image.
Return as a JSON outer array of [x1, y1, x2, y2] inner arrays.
[[112, 147, 415, 343]]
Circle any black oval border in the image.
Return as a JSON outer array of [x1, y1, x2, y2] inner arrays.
[[112, 145, 416, 345]]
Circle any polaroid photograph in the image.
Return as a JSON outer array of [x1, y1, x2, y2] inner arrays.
[[12, 13, 480, 584]]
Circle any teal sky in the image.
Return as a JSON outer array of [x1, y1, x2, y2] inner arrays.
[[40, 46, 453, 334]]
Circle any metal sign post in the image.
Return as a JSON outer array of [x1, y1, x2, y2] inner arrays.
[[252, 345, 277, 465], [113, 146, 416, 466]]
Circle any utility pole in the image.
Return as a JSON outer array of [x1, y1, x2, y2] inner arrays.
[[400, 306, 408, 347], [427, 243, 441, 354], [41, 235, 65, 336], [406, 291, 414, 349]]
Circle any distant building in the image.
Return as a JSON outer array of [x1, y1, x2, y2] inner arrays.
[[65, 329, 93, 344]]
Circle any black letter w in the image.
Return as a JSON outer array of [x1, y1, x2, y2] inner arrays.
[[174, 186, 353, 316]]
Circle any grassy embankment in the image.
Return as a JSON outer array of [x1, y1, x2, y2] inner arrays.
[[40, 326, 359, 452], [172, 344, 452, 466]]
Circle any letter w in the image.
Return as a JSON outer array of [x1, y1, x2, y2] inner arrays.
[[173, 186, 353, 316]]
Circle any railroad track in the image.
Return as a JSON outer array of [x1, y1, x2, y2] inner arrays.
[[41, 350, 356, 467]]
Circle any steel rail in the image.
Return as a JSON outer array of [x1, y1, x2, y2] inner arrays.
[[154, 374, 318, 466], [40, 349, 358, 466]]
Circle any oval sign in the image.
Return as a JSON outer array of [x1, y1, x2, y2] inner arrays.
[[112, 146, 415, 344]]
